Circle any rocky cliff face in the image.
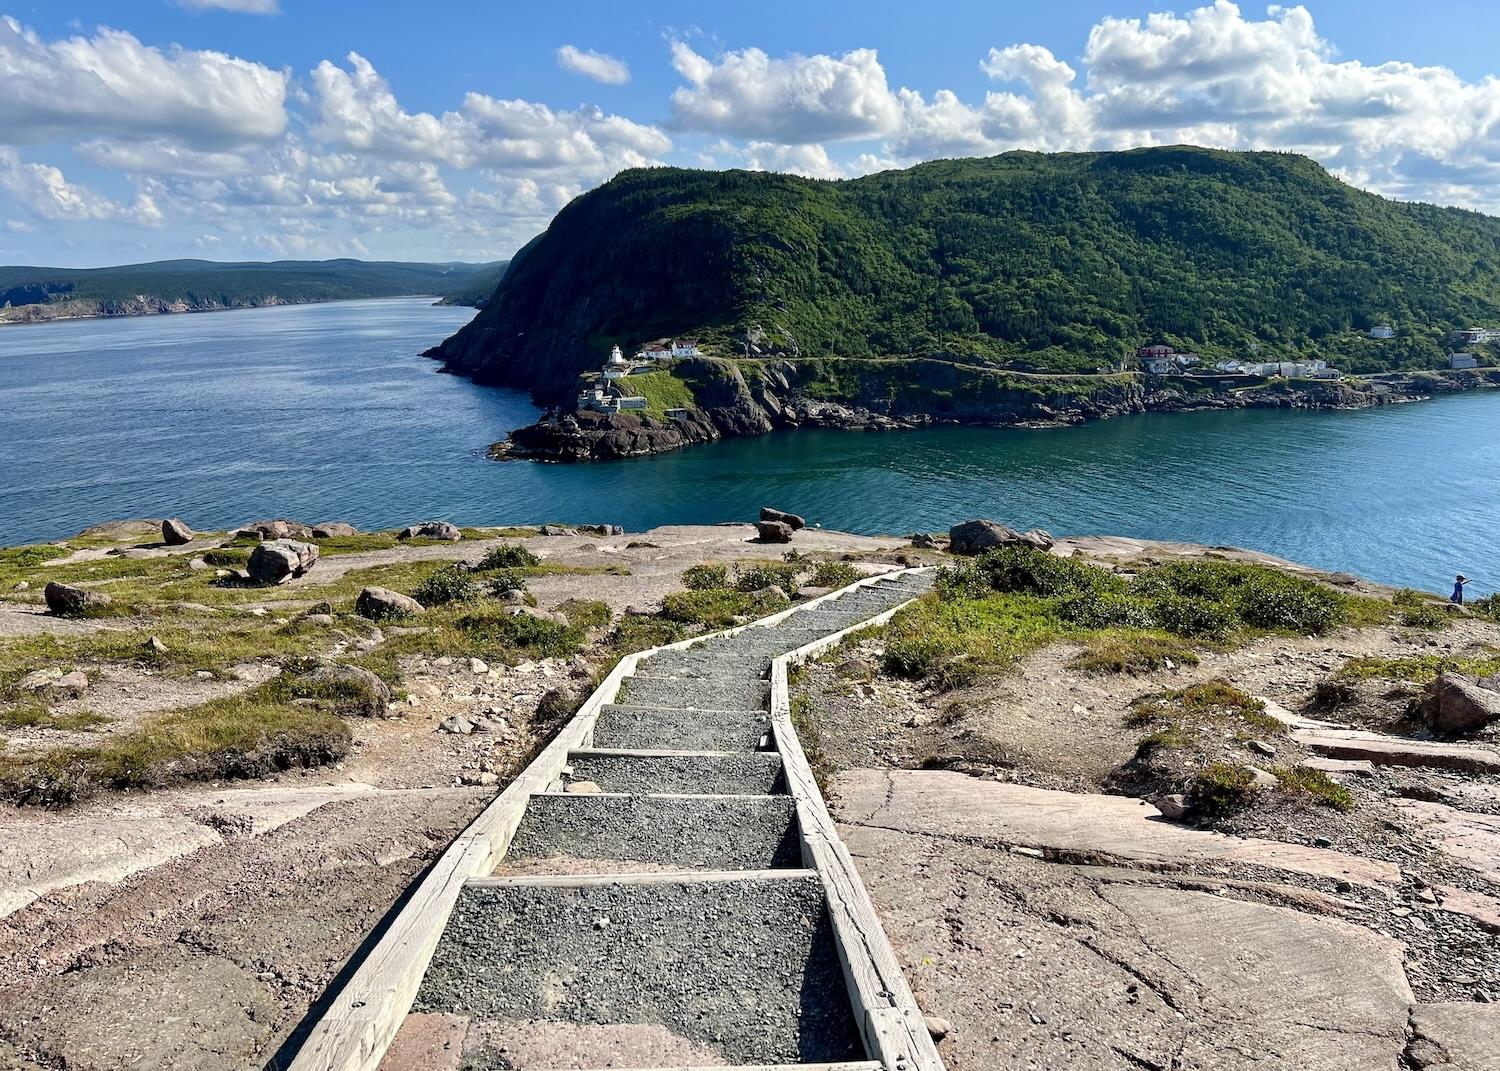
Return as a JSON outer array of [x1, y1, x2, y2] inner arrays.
[[0, 295, 298, 324], [494, 360, 1500, 463]]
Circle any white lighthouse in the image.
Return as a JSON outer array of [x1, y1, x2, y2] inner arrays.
[[601, 344, 628, 380]]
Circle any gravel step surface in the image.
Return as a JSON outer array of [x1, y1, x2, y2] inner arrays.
[[616, 676, 771, 710], [414, 876, 863, 1066], [567, 751, 786, 795], [508, 794, 802, 871], [592, 705, 770, 751]]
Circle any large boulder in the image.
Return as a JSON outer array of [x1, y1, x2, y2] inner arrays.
[[43, 582, 112, 616], [311, 522, 358, 538], [161, 518, 195, 545], [302, 663, 391, 718], [1418, 673, 1500, 735], [246, 539, 319, 585], [399, 520, 462, 541], [756, 520, 795, 543], [760, 506, 806, 530], [948, 519, 1055, 556], [355, 586, 424, 620]]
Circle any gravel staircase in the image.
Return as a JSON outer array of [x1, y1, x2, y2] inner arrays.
[[290, 568, 944, 1071]]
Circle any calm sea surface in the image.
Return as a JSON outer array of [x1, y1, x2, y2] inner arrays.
[[1, 297, 1496, 594]]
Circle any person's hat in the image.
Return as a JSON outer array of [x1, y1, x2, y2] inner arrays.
[[1457, 574, 1469, 582]]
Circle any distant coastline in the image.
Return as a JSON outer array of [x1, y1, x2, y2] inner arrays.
[[0, 292, 459, 327]]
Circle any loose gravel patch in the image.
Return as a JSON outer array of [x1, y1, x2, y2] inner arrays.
[[414, 876, 863, 1066], [591, 704, 770, 751]]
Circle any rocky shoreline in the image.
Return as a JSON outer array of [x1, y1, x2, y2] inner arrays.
[[489, 357, 1500, 463]]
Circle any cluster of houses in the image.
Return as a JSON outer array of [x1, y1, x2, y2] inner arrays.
[[1135, 345, 1341, 380], [1371, 325, 1493, 368], [576, 340, 701, 415]]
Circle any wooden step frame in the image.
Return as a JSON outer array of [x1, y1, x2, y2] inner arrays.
[[284, 566, 939, 1071]]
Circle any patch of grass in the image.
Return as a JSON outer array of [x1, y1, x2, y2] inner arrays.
[[609, 614, 686, 655], [1190, 761, 1260, 817], [0, 544, 71, 587], [476, 544, 541, 570], [883, 591, 1066, 689], [790, 691, 835, 795], [310, 533, 401, 555], [0, 683, 351, 807], [556, 598, 612, 630], [662, 587, 765, 628], [201, 547, 250, 567], [1131, 679, 1281, 734], [1135, 723, 1194, 755], [1274, 765, 1355, 811], [1338, 649, 1500, 684], [624, 369, 697, 418], [450, 607, 584, 659], [1392, 588, 1452, 630], [1071, 631, 1202, 674]]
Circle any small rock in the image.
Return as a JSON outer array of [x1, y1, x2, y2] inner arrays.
[[1011, 846, 1044, 859], [459, 769, 500, 787], [13, 580, 29, 591], [756, 520, 794, 543], [750, 585, 788, 603], [1245, 765, 1279, 789], [355, 586, 424, 621], [539, 524, 575, 536], [593, 915, 611, 930], [187, 557, 210, 571], [301, 613, 335, 626], [19, 668, 64, 691], [1314, 835, 1334, 848], [311, 522, 358, 538], [948, 519, 1053, 556], [438, 716, 475, 735], [1155, 794, 1190, 820], [43, 581, 111, 616], [910, 533, 937, 548], [924, 1015, 952, 1041], [161, 517, 195, 545], [469, 657, 490, 674], [303, 663, 391, 718], [759, 506, 806, 530], [1247, 739, 1277, 758], [564, 780, 602, 794], [145, 635, 169, 654]]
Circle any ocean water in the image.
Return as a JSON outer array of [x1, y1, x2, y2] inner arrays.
[[1, 296, 1496, 595]]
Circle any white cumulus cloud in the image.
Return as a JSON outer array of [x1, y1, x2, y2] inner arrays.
[[669, 41, 903, 143], [310, 52, 668, 178], [0, 147, 162, 225], [556, 45, 630, 85], [0, 16, 288, 148]]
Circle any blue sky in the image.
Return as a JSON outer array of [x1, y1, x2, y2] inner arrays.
[[3, 1, 1499, 266]]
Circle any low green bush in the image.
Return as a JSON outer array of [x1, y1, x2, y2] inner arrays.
[[476, 544, 540, 570], [810, 561, 860, 589], [662, 588, 759, 628], [413, 564, 482, 607], [682, 563, 729, 590], [734, 561, 802, 594]]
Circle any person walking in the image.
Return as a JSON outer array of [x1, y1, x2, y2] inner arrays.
[[1451, 574, 1470, 605]]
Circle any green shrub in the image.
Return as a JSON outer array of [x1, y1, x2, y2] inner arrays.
[[1190, 762, 1260, 817], [413, 564, 483, 607], [1147, 594, 1238, 638], [1274, 765, 1355, 811], [454, 610, 581, 657], [734, 561, 802, 593], [1232, 571, 1346, 633], [1057, 589, 1155, 630], [1072, 633, 1201, 674], [1393, 588, 1450, 630], [966, 545, 1117, 598], [486, 568, 528, 596], [610, 614, 685, 654], [682, 563, 729, 590], [810, 561, 860, 589], [476, 544, 540, 570]]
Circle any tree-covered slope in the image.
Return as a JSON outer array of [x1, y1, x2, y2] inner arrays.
[[0, 258, 504, 318], [430, 146, 1500, 399]]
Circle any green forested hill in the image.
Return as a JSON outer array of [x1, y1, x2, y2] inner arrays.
[[0, 258, 504, 317], [430, 146, 1500, 398]]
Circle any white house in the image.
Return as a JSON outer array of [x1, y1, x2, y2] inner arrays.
[[637, 344, 673, 361], [1214, 359, 1244, 373], [1368, 325, 1395, 339], [1450, 352, 1479, 369], [578, 386, 616, 413], [1456, 328, 1500, 345], [601, 344, 629, 380], [1141, 357, 1173, 375], [671, 339, 701, 358]]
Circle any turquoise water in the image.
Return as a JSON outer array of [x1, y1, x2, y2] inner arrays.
[[1, 297, 1495, 594]]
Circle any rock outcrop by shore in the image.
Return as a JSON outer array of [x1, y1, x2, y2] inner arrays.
[[492, 358, 1500, 463]]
